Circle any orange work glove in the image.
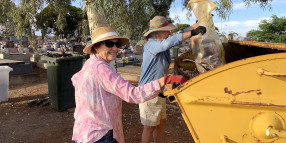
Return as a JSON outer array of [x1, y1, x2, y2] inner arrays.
[[164, 75, 187, 86]]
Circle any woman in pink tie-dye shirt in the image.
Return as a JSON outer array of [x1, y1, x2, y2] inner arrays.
[[71, 26, 170, 143]]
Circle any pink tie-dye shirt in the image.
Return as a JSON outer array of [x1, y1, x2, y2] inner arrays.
[[71, 55, 161, 143]]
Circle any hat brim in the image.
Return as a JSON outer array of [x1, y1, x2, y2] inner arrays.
[[83, 36, 129, 54], [143, 24, 176, 37]]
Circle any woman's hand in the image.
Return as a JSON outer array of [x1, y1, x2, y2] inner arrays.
[[191, 26, 207, 36], [158, 74, 187, 87]]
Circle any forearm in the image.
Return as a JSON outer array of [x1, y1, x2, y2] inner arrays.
[[181, 23, 199, 41], [148, 34, 182, 54], [182, 31, 192, 41]]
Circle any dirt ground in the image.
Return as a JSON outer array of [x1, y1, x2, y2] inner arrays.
[[0, 67, 194, 143]]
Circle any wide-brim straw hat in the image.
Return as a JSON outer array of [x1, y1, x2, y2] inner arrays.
[[143, 16, 176, 37], [83, 26, 129, 54]]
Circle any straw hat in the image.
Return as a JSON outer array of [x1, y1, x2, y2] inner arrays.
[[83, 26, 129, 54], [143, 16, 176, 37]]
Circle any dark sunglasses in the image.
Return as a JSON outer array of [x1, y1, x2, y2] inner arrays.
[[104, 41, 122, 48]]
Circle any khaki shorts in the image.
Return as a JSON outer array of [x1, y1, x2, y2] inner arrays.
[[139, 96, 166, 126]]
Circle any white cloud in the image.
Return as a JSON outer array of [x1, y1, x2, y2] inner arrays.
[[214, 17, 271, 37], [242, 19, 261, 28], [241, 17, 270, 28], [214, 21, 241, 32], [233, 2, 245, 10]]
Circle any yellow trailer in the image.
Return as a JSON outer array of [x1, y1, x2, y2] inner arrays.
[[165, 52, 286, 143]]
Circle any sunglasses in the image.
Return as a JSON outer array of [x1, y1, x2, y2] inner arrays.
[[104, 41, 122, 48]]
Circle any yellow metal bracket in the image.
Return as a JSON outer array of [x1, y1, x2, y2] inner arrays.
[[250, 112, 285, 142], [257, 68, 286, 77], [266, 127, 286, 138]]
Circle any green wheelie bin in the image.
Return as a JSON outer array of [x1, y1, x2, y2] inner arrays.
[[44, 55, 84, 111]]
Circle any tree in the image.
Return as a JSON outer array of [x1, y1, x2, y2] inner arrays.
[[0, 0, 17, 37], [36, 4, 85, 39], [84, 0, 275, 42], [173, 24, 190, 33], [83, 0, 174, 42], [36, 5, 58, 39], [5, 0, 78, 56], [246, 15, 286, 43], [66, 6, 86, 38], [13, 0, 45, 54], [1, 0, 277, 47], [47, 0, 75, 38]]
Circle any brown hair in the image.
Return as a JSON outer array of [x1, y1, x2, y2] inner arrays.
[[90, 43, 101, 54]]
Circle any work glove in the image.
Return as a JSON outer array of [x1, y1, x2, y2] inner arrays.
[[164, 74, 187, 86], [191, 26, 206, 36]]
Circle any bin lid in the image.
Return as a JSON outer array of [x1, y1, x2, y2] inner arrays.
[[42, 55, 85, 63], [0, 66, 13, 71]]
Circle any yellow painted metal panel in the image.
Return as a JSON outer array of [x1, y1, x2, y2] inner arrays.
[[165, 53, 286, 143], [229, 40, 286, 50]]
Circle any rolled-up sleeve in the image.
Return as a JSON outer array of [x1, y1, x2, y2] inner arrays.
[[147, 33, 183, 55]]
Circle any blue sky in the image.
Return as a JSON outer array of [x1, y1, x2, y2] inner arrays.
[[72, 0, 286, 38]]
